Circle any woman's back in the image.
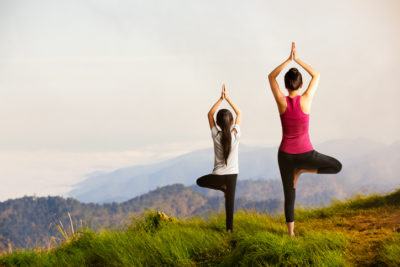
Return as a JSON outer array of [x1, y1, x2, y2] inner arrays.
[[279, 95, 313, 154]]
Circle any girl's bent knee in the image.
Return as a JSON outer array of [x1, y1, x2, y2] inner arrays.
[[196, 178, 204, 187]]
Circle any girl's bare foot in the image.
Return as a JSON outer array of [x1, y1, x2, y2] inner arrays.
[[220, 184, 227, 193]]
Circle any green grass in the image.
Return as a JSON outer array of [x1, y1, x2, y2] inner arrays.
[[296, 188, 400, 221], [222, 230, 346, 266], [0, 211, 347, 267], [378, 233, 400, 267], [1, 189, 399, 266]]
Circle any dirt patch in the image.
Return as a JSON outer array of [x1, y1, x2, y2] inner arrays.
[[299, 207, 400, 266]]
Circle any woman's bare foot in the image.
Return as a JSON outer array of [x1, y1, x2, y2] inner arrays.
[[293, 168, 317, 188], [287, 222, 295, 236], [293, 169, 302, 188]]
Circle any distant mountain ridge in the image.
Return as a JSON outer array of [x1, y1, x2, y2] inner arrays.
[[69, 139, 400, 203], [69, 145, 279, 203]]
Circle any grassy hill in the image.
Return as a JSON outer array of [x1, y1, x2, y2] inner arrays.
[[0, 184, 284, 250], [1, 189, 399, 266]]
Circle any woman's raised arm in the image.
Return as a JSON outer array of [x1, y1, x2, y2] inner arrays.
[[268, 43, 294, 112], [292, 43, 320, 99]]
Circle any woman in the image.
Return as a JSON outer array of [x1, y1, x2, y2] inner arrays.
[[268, 42, 342, 236], [196, 84, 241, 232]]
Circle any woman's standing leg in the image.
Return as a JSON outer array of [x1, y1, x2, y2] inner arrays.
[[286, 150, 342, 235], [278, 152, 297, 236], [224, 174, 237, 231]]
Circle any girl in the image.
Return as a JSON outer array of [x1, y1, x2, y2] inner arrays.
[[268, 43, 342, 236], [196, 84, 241, 232]]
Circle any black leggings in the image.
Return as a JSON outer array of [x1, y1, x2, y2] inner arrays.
[[278, 150, 342, 223], [196, 174, 237, 231]]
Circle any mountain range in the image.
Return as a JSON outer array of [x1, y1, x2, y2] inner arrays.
[[2, 138, 399, 250], [69, 138, 400, 203]]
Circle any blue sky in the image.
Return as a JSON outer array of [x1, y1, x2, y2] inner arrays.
[[0, 0, 399, 199]]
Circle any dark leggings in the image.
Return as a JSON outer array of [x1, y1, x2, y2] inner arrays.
[[278, 150, 342, 223], [196, 174, 237, 231]]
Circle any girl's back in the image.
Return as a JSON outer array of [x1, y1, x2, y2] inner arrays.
[[211, 125, 241, 175]]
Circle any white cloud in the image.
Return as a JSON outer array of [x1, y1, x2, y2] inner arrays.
[[0, 141, 210, 201]]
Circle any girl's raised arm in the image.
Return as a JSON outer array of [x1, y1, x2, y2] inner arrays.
[[207, 86, 224, 129], [223, 85, 241, 125]]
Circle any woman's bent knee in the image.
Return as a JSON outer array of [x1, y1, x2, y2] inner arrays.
[[334, 160, 342, 173]]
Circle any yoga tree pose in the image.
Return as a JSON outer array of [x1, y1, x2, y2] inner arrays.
[[196, 84, 241, 232], [268, 42, 342, 236]]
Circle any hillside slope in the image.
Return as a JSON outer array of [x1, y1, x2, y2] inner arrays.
[[1, 189, 399, 266], [0, 183, 283, 250]]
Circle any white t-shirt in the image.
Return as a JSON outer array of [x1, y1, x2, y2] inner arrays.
[[211, 124, 241, 175]]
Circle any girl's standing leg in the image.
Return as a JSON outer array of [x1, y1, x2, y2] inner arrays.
[[224, 174, 237, 231], [196, 174, 237, 231]]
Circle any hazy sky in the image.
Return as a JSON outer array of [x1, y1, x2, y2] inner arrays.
[[0, 0, 399, 200]]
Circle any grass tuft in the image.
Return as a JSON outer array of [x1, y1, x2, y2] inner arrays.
[[377, 233, 400, 267]]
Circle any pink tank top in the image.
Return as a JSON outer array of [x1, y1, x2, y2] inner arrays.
[[279, 95, 313, 154]]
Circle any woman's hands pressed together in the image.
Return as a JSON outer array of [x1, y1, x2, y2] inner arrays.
[[290, 42, 298, 61]]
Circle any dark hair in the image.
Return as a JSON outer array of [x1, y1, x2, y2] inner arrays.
[[284, 68, 303, 91], [216, 109, 234, 165]]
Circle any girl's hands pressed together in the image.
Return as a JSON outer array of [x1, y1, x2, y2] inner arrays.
[[223, 84, 241, 125], [221, 84, 226, 100]]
